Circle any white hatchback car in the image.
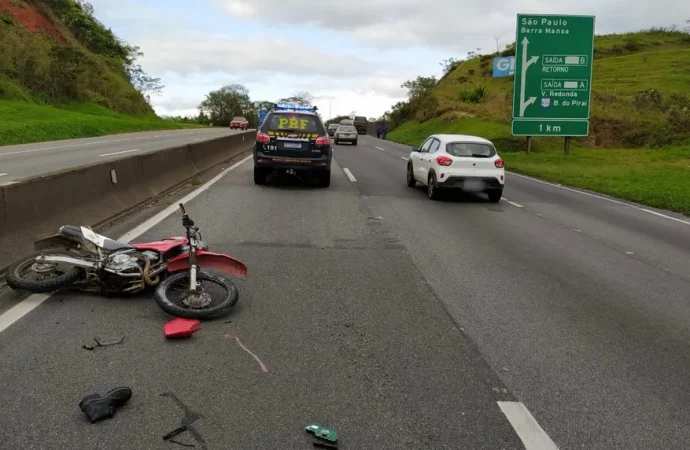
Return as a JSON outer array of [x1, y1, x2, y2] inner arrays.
[[406, 134, 505, 202]]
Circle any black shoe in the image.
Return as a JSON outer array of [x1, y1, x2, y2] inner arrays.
[[79, 386, 133, 423]]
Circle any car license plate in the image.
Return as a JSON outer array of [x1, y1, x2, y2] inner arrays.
[[284, 142, 302, 149]]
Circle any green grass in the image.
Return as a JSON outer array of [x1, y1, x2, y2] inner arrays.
[[428, 29, 690, 147], [0, 99, 207, 146], [388, 117, 690, 215], [504, 146, 690, 215]]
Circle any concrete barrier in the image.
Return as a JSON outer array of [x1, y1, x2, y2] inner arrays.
[[0, 130, 255, 271]]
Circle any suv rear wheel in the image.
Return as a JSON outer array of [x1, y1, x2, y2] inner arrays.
[[317, 170, 331, 187], [254, 167, 268, 185]]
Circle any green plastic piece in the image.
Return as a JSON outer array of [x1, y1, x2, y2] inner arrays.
[[306, 424, 338, 443]]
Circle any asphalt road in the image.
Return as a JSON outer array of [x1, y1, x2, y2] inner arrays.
[[0, 134, 689, 448], [0, 128, 250, 182]]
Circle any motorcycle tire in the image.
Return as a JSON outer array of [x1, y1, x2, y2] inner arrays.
[[5, 250, 83, 293], [154, 269, 239, 320]]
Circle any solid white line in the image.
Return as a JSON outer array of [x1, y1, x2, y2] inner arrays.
[[498, 401, 559, 450], [0, 294, 52, 334], [342, 168, 357, 183], [100, 148, 140, 157], [501, 197, 524, 208], [509, 171, 690, 226], [118, 154, 253, 242], [0, 153, 253, 335]]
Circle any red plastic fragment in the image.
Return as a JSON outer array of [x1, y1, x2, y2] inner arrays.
[[163, 318, 201, 338]]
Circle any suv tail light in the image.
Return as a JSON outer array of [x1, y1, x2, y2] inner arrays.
[[494, 158, 504, 168], [436, 156, 453, 166], [315, 136, 330, 146], [256, 132, 270, 143]]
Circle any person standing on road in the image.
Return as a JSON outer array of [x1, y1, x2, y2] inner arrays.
[[381, 122, 388, 140], [376, 123, 382, 138]]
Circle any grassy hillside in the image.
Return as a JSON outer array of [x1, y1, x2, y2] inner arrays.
[[0, 0, 201, 145], [386, 28, 690, 215]]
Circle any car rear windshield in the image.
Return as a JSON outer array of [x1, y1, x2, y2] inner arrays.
[[328, 123, 339, 129], [263, 113, 323, 134], [338, 126, 356, 132], [354, 116, 367, 122], [232, 117, 246, 121], [446, 142, 496, 158]]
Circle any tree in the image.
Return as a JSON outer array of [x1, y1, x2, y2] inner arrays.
[[401, 76, 437, 103], [124, 45, 164, 96], [199, 84, 252, 126], [278, 90, 314, 106], [440, 58, 460, 75]]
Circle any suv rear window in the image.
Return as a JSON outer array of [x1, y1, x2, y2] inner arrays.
[[328, 123, 339, 129], [262, 113, 324, 134], [338, 126, 356, 133], [446, 142, 496, 158], [354, 116, 367, 122]]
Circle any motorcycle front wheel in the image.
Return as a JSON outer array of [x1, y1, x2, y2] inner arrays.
[[5, 250, 83, 293], [154, 269, 239, 320]]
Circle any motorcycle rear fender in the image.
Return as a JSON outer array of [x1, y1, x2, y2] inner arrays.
[[34, 234, 76, 251], [167, 251, 247, 278]]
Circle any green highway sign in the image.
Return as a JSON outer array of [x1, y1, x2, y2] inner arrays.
[[511, 14, 595, 137]]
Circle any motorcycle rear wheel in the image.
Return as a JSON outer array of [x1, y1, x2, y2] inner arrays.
[[5, 250, 83, 293], [154, 269, 239, 320]]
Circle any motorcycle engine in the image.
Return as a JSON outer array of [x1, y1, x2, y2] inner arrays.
[[105, 253, 141, 274]]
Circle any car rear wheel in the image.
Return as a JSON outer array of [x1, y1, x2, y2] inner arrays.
[[254, 167, 268, 185], [406, 163, 416, 187], [488, 190, 503, 203], [317, 170, 331, 188], [353, 140, 358, 146], [427, 173, 440, 200]]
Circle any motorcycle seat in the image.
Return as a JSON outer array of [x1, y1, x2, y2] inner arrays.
[[60, 225, 134, 252]]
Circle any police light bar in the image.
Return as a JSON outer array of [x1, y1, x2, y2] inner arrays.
[[272, 104, 318, 112]]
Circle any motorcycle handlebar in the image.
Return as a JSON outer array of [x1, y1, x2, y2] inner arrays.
[[179, 203, 186, 215]]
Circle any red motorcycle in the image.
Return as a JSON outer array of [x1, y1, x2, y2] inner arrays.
[[4, 203, 247, 320]]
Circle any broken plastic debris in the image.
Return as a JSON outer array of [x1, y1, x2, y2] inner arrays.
[[306, 424, 338, 443], [164, 318, 201, 338]]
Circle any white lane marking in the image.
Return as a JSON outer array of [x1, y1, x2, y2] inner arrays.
[[0, 294, 52, 334], [574, 229, 582, 232], [342, 168, 357, 183], [0, 130, 227, 157], [501, 197, 524, 208], [509, 171, 690, 226], [118, 154, 252, 242], [626, 251, 634, 255], [401, 157, 408, 161], [498, 401, 559, 450], [0, 173, 6, 177], [0, 154, 253, 334], [375, 146, 385, 152], [100, 148, 141, 157]]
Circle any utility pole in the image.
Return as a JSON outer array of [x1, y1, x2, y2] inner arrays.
[[493, 36, 500, 53]]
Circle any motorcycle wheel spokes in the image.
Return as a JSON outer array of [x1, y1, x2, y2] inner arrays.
[[5, 251, 83, 293], [154, 269, 238, 320]]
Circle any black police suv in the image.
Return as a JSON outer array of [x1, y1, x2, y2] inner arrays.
[[253, 105, 332, 187]]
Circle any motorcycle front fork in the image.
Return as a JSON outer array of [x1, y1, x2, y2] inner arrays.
[[189, 264, 198, 292]]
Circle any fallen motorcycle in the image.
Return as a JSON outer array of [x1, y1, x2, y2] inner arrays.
[[4, 203, 247, 320]]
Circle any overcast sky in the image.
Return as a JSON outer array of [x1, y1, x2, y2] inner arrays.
[[88, 0, 686, 120]]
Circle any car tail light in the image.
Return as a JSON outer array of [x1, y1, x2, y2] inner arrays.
[[436, 156, 453, 166], [315, 136, 330, 146], [257, 132, 270, 143], [494, 158, 504, 168]]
